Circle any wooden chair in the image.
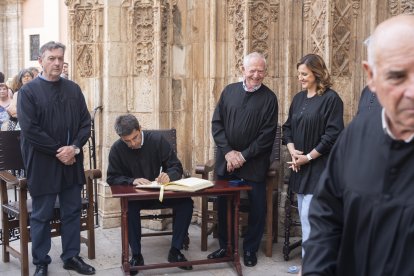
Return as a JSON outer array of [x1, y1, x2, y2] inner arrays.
[[0, 130, 101, 276], [196, 125, 281, 257], [139, 129, 190, 249], [283, 176, 302, 261]]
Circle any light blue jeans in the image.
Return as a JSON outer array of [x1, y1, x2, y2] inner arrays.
[[297, 194, 313, 258]]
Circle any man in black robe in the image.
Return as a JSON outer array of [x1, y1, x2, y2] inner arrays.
[[17, 41, 95, 275], [302, 14, 414, 276], [106, 114, 193, 274], [208, 52, 278, 267], [356, 85, 381, 115]]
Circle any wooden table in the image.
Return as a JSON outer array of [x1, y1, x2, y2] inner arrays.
[[110, 180, 252, 276]]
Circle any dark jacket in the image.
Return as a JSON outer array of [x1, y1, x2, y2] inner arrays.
[[17, 77, 91, 197]]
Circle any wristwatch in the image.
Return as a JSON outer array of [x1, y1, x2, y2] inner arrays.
[[306, 153, 313, 161], [72, 145, 80, 155]]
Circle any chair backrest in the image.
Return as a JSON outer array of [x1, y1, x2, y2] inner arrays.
[[269, 125, 282, 162], [146, 129, 177, 154], [0, 131, 24, 171]]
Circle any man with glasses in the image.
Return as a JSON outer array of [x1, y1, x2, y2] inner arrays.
[[106, 114, 193, 274], [209, 52, 278, 267]]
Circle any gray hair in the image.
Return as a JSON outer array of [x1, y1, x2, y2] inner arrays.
[[114, 114, 140, 136], [28, 67, 40, 74], [243, 52, 267, 69], [364, 36, 375, 69], [39, 41, 66, 58], [18, 68, 34, 83]]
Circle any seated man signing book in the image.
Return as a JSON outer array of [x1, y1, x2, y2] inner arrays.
[[106, 114, 193, 273]]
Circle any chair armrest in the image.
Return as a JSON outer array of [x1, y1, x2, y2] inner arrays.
[[86, 169, 102, 180], [0, 171, 19, 186], [195, 159, 215, 180]]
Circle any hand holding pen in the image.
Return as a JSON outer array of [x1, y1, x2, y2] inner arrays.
[[156, 167, 170, 184]]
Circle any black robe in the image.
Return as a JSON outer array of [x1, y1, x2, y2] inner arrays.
[[302, 108, 414, 276], [357, 86, 382, 115], [17, 77, 91, 197], [282, 89, 344, 194], [211, 82, 278, 182], [106, 131, 183, 185]]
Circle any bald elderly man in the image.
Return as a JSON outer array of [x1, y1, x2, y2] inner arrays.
[[302, 14, 414, 276]]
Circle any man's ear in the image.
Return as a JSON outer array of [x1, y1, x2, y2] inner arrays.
[[363, 61, 376, 93]]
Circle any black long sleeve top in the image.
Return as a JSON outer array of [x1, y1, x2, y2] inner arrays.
[[17, 77, 91, 197], [357, 85, 382, 115], [107, 131, 183, 185], [282, 88, 344, 194], [302, 108, 414, 276], [211, 82, 278, 182]]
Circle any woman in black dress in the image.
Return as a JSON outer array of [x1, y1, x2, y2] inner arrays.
[[282, 54, 344, 257]]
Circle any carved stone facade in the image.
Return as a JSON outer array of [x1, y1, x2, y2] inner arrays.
[[61, 0, 414, 229], [2, 1, 412, 229]]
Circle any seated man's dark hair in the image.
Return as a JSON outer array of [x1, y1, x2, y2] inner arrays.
[[114, 114, 140, 136]]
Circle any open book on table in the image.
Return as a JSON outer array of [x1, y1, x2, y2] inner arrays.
[[136, 177, 214, 192]]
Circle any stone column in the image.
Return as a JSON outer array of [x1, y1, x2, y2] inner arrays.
[[0, 0, 24, 79]]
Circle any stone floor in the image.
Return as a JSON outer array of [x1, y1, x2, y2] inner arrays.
[[0, 223, 302, 276]]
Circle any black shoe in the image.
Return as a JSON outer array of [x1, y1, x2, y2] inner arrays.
[[129, 254, 144, 276], [207, 248, 227, 259], [243, 251, 257, 267], [34, 264, 48, 276], [168, 247, 193, 270], [63, 255, 96, 275]]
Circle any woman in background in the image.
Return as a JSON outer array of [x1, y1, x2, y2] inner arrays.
[[0, 83, 12, 129], [282, 53, 344, 258], [5, 69, 34, 130]]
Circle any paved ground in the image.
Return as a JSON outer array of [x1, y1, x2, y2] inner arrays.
[[0, 223, 302, 276]]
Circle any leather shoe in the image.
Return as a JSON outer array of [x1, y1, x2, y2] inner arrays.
[[207, 248, 227, 259], [63, 255, 96, 275], [168, 247, 193, 270], [244, 251, 257, 267], [34, 264, 48, 276], [129, 254, 144, 276]]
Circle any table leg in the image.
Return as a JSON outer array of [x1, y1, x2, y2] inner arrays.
[[233, 192, 243, 276], [226, 195, 232, 257], [121, 198, 130, 275]]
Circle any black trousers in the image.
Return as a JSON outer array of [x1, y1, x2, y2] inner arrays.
[[30, 184, 82, 265], [217, 175, 266, 253], [127, 197, 193, 255]]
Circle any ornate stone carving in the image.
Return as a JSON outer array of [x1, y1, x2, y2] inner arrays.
[[250, 1, 271, 58], [132, 1, 155, 76], [303, 0, 312, 19], [76, 44, 94, 77], [389, 0, 400, 14], [228, 0, 245, 74], [351, 0, 361, 17], [160, 1, 170, 77], [389, 0, 414, 15], [307, 0, 328, 57], [75, 9, 94, 42], [332, 0, 353, 77], [65, 0, 103, 8], [270, 1, 280, 22], [68, 2, 103, 78]]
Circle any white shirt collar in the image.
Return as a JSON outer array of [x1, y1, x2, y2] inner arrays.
[[242, 79, 261, 93]]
